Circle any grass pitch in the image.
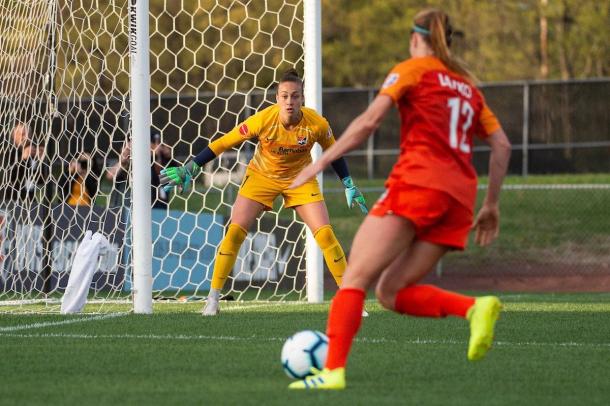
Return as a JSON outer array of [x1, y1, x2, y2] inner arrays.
[[1, 293, 609, 405]]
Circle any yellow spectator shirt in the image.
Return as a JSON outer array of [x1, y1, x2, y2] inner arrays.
[[208, 105, 335, 181]]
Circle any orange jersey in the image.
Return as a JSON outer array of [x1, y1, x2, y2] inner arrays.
[[379, 56, 501, 211], [208, 105, 335, 181]]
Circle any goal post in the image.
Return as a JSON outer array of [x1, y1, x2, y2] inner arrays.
[[0, 0, 322, 313], [303, 0, 324, 304], [130, 0, 152, 314]]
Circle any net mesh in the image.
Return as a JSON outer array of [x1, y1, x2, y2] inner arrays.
[[0, 0, 307, 313]]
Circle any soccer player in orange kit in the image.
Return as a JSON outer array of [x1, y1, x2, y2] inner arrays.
[[160, 69, 368, 316], [288, 9, 512, 389]]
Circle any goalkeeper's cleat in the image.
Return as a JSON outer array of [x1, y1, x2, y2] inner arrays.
[[202, 289, 221, 316], [288, 368, 346, 390], [467, 296, 502, 361], [202, 297, 219, 316]]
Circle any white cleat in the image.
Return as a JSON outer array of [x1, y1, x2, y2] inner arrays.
[[202, 297, 220, 316], [202, 289, 221, 316], [362, 308, 369, 317]]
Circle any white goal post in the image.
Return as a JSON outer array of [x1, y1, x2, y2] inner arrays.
[[130, 0, 153, 314], [0, 0, 322, 313], [302, 0, 324, 304]]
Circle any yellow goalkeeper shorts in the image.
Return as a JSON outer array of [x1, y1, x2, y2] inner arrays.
[[238, 167, 324, 210]]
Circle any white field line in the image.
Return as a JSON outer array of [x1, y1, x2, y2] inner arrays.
[[0, 312, 128, 332], [0, 332, 391, 344], [0, 331, 608, 349], [218, 302, 318, 311], [211, 302, 610, 313], [168, 299, 380, 311]]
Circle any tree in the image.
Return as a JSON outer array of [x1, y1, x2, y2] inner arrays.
[[320, 0, 608, 86]]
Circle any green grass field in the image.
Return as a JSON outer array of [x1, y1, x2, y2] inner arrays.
[[1, 293, 609, 405], [2, 174, 607, 404], [324, 174, 610, 258]]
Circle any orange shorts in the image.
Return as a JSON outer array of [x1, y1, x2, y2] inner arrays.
[[370, 184, 473, 250]]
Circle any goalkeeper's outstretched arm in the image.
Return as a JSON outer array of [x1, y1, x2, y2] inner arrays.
[[159, 129, 247, 193]]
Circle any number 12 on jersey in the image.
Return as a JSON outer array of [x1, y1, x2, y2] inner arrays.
[[447, 97, 473, 153]]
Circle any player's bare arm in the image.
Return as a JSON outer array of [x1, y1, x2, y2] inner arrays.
[[290, 95, 393, 189], [473, 128, 511, 246], [159, 129, 246, 193]]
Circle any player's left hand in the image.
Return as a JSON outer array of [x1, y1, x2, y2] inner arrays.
[[472, 202, 500, 246], [342, 176, 368, 214]]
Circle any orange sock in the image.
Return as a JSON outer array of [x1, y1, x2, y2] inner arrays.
[[394, 284, 474, 318], [325, 288, 366, 370]]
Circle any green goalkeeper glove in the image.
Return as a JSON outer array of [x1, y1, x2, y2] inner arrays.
[[159, 160, 200, 193], [342, 176, 368, 214]]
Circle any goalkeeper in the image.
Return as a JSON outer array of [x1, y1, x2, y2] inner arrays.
[[160, 69, 368, 316]]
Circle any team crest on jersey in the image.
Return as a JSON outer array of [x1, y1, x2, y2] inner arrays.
[[382, 73, 399, 89], [239, 123, 249, 136], [296, 135, 308, 145]]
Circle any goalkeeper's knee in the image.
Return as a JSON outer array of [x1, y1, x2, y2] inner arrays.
[[222, 223, 247, 248], [314, 224, 338, 249]]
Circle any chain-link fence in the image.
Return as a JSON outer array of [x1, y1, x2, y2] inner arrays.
[[324, 78, 610, 179]]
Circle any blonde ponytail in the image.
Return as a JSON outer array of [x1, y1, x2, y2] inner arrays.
[[414, 9, 476, 83]]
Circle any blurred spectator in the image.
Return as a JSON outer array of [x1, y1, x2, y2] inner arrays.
[[150, 131, 178, 208], [106, 131, 178, 209], [106, 139, 130, 209], [58, 152, 99, 206], [0, 122, 45, 203]]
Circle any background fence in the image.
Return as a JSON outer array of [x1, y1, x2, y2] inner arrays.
[[2, 78, 609, 292], [327, 78, 610, 179], [9, 78, 607, 179]]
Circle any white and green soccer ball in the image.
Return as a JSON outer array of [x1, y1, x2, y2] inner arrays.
[[281, 330, 328, 379]]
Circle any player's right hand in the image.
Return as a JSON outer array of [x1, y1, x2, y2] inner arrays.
[[289, 160, 325, 189], [472, 203, 500, 246], [159, 160, 200, 193]]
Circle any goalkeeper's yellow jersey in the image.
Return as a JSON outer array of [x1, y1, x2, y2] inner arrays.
[[208, 105, 335, 181]]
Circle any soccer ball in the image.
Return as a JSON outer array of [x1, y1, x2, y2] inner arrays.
[[281, 330, 328, 379]]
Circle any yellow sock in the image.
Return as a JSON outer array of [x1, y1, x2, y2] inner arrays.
[[211, 223, 247, 290], [314, 225, 346, 287]]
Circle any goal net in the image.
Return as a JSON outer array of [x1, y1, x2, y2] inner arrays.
[[0, 0, 311, 313]]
